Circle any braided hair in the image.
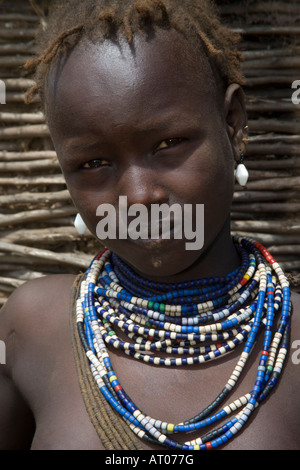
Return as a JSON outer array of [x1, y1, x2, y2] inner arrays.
[[25, 0, 245, 108]]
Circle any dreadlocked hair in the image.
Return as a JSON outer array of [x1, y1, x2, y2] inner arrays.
[[25, 0, 245, 107]]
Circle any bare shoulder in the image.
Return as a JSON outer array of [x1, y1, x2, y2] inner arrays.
[[0, 273, 77, 319], [0, 273, 79, 449], [0, 274, 78, 369], [3, 272, 77, 305]]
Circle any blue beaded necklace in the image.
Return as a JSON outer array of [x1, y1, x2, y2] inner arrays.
[[75, 236, 291, 449]]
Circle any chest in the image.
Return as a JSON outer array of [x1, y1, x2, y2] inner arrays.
[[24, 340, 300, 450], [13, 289, 300, 451]]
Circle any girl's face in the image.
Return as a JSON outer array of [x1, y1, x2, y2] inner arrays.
[[46, 30, 246, 281]]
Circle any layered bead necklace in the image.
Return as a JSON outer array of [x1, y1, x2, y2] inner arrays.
[[75, 236, 291, 450]]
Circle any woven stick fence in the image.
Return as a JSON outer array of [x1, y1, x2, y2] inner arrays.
[[219, 0, 300, 291], [0, 0, 300, 306]]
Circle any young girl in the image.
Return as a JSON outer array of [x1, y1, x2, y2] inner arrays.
[[0, 0, 299, 450]]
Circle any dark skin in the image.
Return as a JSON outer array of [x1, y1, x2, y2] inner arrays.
[[0, 30, 299, 450]]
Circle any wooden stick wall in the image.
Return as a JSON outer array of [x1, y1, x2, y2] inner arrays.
[[0, 0, 299, 305], [219, 1, 300, 289]]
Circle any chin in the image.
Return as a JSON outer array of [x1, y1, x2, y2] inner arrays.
[[105, 237, 203, 282]]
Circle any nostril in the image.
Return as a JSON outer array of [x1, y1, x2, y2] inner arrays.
[[118, 165, 169, 208], [116, 195, 175, 240]]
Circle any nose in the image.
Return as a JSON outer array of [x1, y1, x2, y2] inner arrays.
[[117, 163, 169, 208]]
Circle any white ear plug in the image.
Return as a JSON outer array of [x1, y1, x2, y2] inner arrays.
[[74, 213, 87, 235], [235, 154, 249, 186]]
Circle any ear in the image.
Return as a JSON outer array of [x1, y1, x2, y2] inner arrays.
[[224, 83, 248, 163]]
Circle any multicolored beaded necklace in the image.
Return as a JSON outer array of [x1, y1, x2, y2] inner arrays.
[[75, 236, 291, 450]]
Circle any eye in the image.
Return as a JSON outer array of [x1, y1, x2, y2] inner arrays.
[[155, 138, 184, 152], [82, 159, 110, 169]]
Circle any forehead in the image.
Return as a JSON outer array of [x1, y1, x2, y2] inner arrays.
[[47, 29, 219, 110]]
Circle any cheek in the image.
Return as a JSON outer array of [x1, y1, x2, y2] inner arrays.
[[179, 146, 235, 240], [203, 154, 235, 241], [173, 143, 235, 205], [63, 176, 108, 234]]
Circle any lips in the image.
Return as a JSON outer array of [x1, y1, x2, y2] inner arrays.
[[144, 217, 175, 239], [121, 215, 178, 241]]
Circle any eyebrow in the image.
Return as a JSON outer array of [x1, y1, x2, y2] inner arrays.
[[134, 113, 201, 133], [63, 140, 101, 153], [72, 141, 100, 150], [63, 111, 201, 153]]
